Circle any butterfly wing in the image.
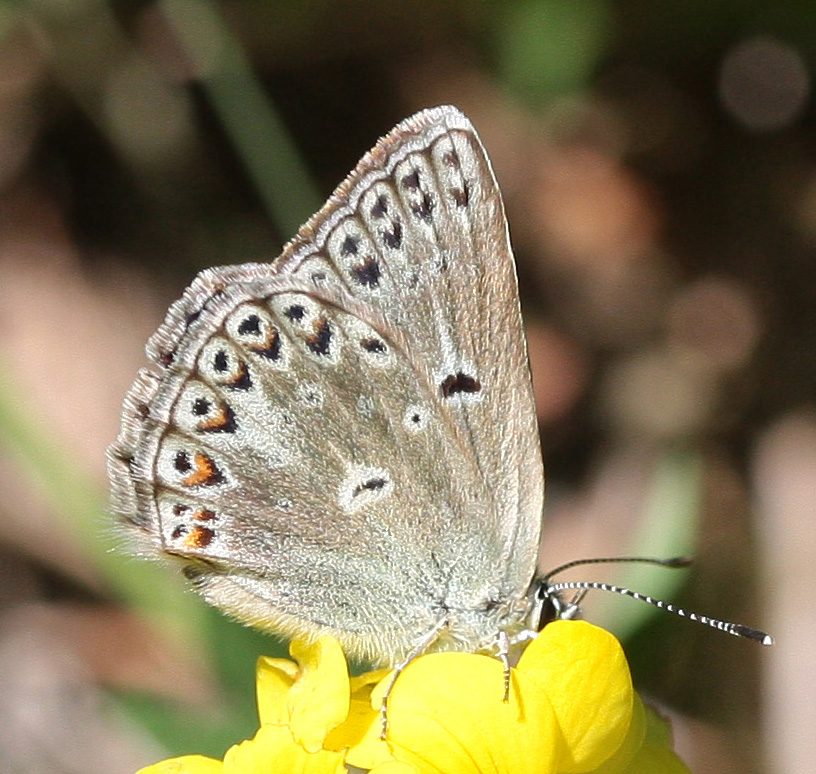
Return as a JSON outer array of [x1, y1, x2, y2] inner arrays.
[[108, 107, 543, 665]]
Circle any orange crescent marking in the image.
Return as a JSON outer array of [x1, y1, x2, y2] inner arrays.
[[232, 361, 249, 383], [184, 525, 215, 549], [197, 405, 231, 432], [181, 452, 223, 487], [249, 328, 280, 359]]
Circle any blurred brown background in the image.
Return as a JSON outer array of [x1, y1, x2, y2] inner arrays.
[[0, 2, 812, 773]]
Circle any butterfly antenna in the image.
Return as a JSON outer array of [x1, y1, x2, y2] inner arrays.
[[543, 578, 773, 645], [546, 555, 693, 579]]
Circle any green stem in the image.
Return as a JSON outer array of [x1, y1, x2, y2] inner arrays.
[[160, 0, 323, 236]]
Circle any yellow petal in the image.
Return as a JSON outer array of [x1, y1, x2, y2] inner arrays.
[[587, 694, 647, 774], [350, 667, 393, 695], [520, 621, 633, 773], [384, 651, 559, 774], [287, 637, 351, 753], [136, 755, 223, 774], [329, 670, 394, 768], [223, 724, 347, 774], [255, 656, 298, 725]]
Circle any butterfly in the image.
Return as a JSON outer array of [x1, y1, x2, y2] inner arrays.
[[108, 106, 771, 675]]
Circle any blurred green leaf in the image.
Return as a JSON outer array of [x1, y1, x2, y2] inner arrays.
[[496, 0, 613, 104], [160, 0, 322, 235], [593, 445, 703, 641]]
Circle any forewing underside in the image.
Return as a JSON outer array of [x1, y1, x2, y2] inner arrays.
[[280, 107, 544, 594]]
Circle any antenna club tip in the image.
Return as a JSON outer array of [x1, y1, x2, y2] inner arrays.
[[733, 623, 774, 645], [665, 556, 694, 568]]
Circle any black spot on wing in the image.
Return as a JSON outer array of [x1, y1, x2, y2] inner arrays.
[[382, 220, 402, 249], [440, 372, 481, 398], [238, 314, 261, 335], [285, 305, 305, 321], [352, 477, 387, 497], [401, 169, 420, 190], [174, 450, 192, 472], [350, 255, 381, 288], [361, 338, 386, 354], [370, 194, 389, 218], [451, 184, 469, 208], [305, 318, 332, 356], [193, 397, 211, 416], [442, 151, 460, 169], [341, 235, 360, 256], [213, 350, 229, 372]]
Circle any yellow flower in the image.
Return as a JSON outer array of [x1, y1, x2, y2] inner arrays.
[[135, 636, 404, 774], [135, 621, 688, 774]]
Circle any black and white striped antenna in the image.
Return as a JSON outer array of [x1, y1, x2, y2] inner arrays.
[[534, 556, 773, 646]]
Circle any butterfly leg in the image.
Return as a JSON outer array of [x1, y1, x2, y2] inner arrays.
[[494, 628, 539, 701], [495, 630, 512, 701], [379, 617, 449, 739]]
